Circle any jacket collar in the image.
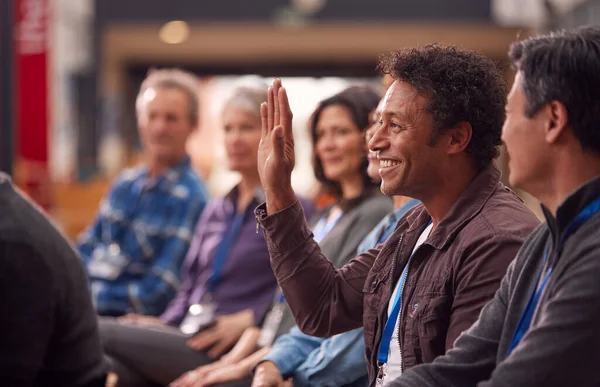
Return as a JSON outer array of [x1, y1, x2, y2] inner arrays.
[[542, 174, 600, 245], [137, 156, 192, 193], [404, 164, 503, 249]]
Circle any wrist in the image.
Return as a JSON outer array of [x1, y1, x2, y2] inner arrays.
[[265, 187, 297, 215], [257, 360, 281, 374]]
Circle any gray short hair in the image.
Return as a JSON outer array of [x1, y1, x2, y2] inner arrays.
[[136, 68, 200, 125], [222, 84, 268, 118]]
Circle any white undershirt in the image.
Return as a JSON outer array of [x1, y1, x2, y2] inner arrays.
[[382, 222, 433, 385]]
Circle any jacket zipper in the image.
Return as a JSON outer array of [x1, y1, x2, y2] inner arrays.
[[255, 208, 266, 233], [398, 253, 415, 374], [375, 234, 403, 385]]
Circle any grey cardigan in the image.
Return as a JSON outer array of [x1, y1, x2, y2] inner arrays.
[[274, 193, 393, 338], [392, 175, 600, 387]]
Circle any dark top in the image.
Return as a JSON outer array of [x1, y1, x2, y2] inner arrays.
[[256, 165, 539, 385], [161, 186, 315, 326], [393, 175, 600, 387], [0, 174, 107, 386]]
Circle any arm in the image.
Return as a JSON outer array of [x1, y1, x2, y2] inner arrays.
[[446, 235, 524, 348], [0, 240, 55, 385], [257, 200, 379, 337], [294, 328, 368, 386], [255, 79, 376, 336], [389, 259, 514, 387], [475, 240, 600, 387], [76, 179, 125, 266], [260, 326, 325, 378], [100, 195, 205, 316]]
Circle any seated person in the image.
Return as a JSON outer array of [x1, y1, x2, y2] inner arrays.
[[251, 96, 421, 387], [0, 173, 107, 386], [391, 26, 600, 387], [78, 68, 211, 317], [171, 86, 394, 387], [255, 62, 539, 385], [99, 85, 315, 387]]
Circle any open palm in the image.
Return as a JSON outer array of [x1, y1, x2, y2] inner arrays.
[[257, 78, 297, 214]]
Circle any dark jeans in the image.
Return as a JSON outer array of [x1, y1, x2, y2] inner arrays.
[[100, 317, 251, 387]]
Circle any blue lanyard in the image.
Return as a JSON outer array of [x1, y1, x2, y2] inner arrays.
[[313, 211, 343, 244], [207, 210, 246, 295], [507, 195, 600, 356], [275, 289, 285, 304], [377, 220, 432, 365]]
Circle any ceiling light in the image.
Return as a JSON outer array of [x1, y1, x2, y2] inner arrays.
[[159, 21, 190, 44]]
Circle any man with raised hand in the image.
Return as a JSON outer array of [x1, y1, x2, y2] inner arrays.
[[254, 44, 539, 387]]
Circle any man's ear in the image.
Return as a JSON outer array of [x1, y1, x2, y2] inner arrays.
[[545, 101, 569, 144], [446, 122, 473, 155]]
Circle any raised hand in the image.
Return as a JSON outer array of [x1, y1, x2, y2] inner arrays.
[[257, 78, 298, 215]]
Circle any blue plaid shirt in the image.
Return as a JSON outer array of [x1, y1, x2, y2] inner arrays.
[[77, 157, 210, 316]]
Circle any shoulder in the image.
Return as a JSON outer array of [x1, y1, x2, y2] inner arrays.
[[0, 183, 84, 279], [297, 195, 316, 220], [352, 194, 393, 218], [106, 166, 144, 197], [470, 184, 540, 240], [177, 168, 211, 201], [116, 165, 145, 185]]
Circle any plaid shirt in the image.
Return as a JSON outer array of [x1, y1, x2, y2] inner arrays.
[[77, 157, 210, 316]]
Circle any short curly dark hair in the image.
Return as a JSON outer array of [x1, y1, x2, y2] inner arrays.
[[378, 44, 507, 171]]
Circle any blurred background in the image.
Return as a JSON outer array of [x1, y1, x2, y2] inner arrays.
[[1, 0, 596, 240]]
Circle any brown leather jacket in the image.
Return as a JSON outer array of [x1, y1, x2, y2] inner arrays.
[[256, 166, 540, 385]]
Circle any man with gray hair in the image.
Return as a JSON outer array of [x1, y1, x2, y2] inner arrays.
[[78, 68, 210, 317]]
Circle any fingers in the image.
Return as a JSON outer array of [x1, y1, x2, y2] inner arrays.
[[251, 368, 275, 387], [273, 79, 281, 128], [193, 363, 219, 378], [117, 313, 137, 323], [202, 368, 234, 386], [278, 87, 294, 141], [271, 126, 285, 162], [207, 336, 233, 359], [186, 329, 219, 351], [267, 86, 274, 133], [260, 102, 268, 138], [170, 371, 196, 387]]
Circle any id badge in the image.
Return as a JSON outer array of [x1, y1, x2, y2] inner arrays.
[[257, 303, 285, 348], [179, 303, 216, 335], [88, 243, 128, 280]]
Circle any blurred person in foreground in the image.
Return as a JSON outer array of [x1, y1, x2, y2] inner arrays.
[[253, 44, 539, 386], [0, 174, 107, 386], [78, 69, 211, 317], [100, 85, 314, 387], [170, 86, 392, 387], [389, 26, 600, 387]]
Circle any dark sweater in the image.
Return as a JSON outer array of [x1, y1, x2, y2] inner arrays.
[[392, 175, 600, 387], [0, 174, 107, 386]]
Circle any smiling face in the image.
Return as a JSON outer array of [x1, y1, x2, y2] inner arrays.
[[314, 104, 366, 184], [368, 80, 448, 197], [365, 98, 386, 182]]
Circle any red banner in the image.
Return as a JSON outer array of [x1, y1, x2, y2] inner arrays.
[[14, 0, 52, 210]]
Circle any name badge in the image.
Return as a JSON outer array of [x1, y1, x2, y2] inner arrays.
[[87, 243, 128, 280], [179, 303, 216, 335], [257, 303, 285, 348]]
